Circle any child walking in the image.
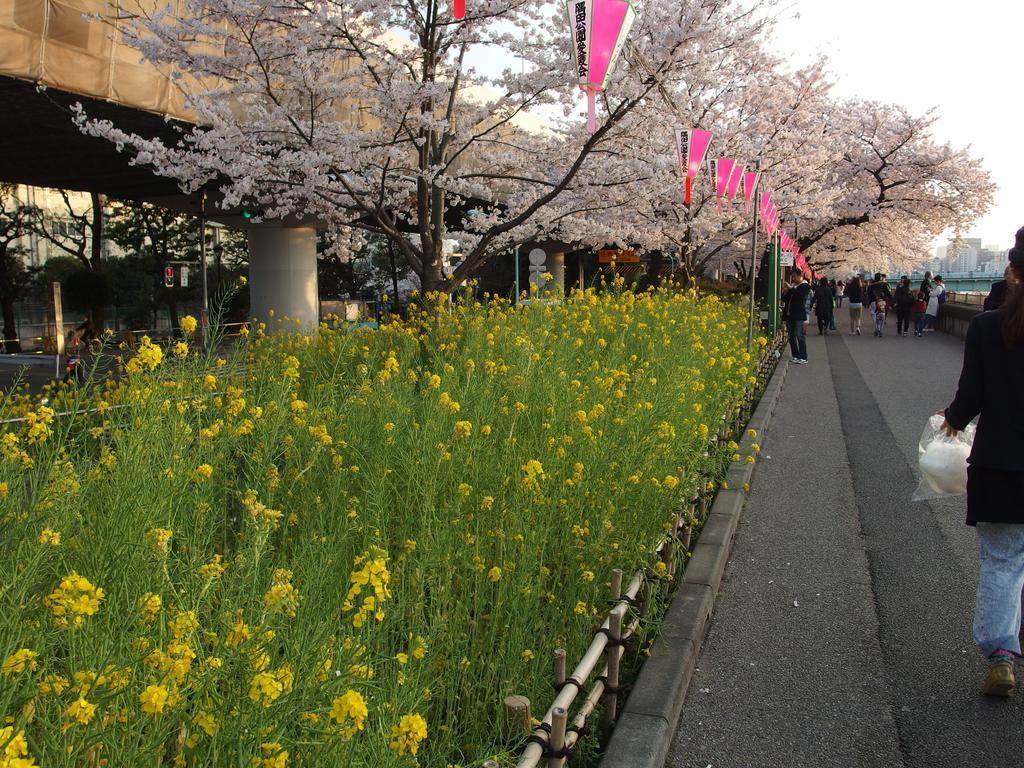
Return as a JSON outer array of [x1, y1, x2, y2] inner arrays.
[[873, 297, 888, 337], [913, 290, 929, 337]]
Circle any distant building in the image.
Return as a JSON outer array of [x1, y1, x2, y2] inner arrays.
[[6, 185, 117, 267], [975, 245, 1007, 274], [942, 238, 982, 273]]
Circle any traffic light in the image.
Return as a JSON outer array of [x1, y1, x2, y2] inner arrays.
[[164, 265, 174, 288]]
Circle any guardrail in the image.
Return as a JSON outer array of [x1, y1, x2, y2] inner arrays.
[[936, 299, 983, 340]]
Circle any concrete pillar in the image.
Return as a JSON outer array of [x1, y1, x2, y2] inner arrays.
[[248, 227, 318, 329]]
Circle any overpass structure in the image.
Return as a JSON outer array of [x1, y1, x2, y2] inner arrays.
[[0, 0, 319, 325]]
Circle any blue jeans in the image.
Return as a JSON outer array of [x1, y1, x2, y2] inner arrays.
[[974, 523, 1024, 657], [914, 312, 927, 334], [786, 317, 807, 360]]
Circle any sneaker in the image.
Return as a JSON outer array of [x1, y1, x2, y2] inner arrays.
[[794, 358, 809, 365], [855, 328, 861, 335], [790, 356, 800, 363], [982, 660, 1016, 697]]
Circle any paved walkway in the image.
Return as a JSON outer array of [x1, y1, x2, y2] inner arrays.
[[668, 326, 1024, 768]]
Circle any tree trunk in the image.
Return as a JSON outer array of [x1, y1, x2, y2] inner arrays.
[[387, 239, 400, 307], [637, 251, 663, 292], [168, 300, 180, 337], [420, 258, 445, 293], [1, 296, 20, 354], [89, 192, 106, 332], [0, 249, 21, 353]]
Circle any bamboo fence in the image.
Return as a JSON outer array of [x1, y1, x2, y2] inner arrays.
[[512, 333, 785, 768]]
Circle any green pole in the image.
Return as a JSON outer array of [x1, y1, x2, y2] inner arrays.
[[767, 234, 777, 336], [513, 245, 520, 303], [775, 235, 783, 334]]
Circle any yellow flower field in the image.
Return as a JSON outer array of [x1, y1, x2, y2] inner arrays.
[[0, 285, 763, 767]]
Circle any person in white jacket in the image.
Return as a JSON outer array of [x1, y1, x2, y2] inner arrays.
[[925, 276, 946, 332]]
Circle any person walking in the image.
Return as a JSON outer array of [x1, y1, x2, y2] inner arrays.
[[845, 275, 865, 335], [894, 276, 914, 337], [925, 281, 940, 332], [811, 279, 835, 335], [865, 273, 894, 337], [925, 275, 947, 331], [919, 271, 934, 330], [835, 279, 845, 309], [782, 271, 811, 364], [941, 230, 1024, 696], [920, 270, 934, 298]]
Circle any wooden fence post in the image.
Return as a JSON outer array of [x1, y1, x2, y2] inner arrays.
[[549, 706, 568, 768], [503, 695, 532, 740], [610, 568, 623, 603], [554, 648, 566, 691], [602, 605, 625, 733]]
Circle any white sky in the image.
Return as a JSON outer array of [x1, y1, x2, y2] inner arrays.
[[765, 0, 1023, 252]]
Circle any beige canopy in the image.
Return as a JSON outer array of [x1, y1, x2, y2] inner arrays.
[[0, 0, 191, 120]]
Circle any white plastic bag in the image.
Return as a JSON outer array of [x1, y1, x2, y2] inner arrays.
[[912, 414, 975, 501]]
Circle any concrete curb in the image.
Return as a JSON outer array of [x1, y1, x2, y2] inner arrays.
[[600, 356, 790, 768]]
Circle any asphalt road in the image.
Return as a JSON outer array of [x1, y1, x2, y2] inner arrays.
[[0, 356, 65, 394], [668, 325, 1024, 768]]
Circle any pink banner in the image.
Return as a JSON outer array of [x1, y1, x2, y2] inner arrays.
[[716, 158, 734, 200], [726, 163, 744, 203], [674, 128, 713, 205], [688, 130, 712, 178], [743, 171, 759, 212], [567, 0, 637, 132]]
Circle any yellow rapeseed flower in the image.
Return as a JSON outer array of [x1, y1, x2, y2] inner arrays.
[[139, 684, 169, 715], [253, 742, 288, 768], [389, 713, 428, 756], [0, 726, 37, 767], [64, 696, 97, 725], [329, 689, 368, 740], [2, 649, 38, 677], [44, 572, 104, 628], [37, 528, 60, 546]]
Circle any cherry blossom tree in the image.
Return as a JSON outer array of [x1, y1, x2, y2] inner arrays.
[[792, 102, 993, 273], [78, 0, 767, 291], [536, 51, 840, 281], [542, 60, 992, 281]]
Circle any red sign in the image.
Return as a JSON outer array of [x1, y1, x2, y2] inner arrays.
[[164, 266, 174, 288]]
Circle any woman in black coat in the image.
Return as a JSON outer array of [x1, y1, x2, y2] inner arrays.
[[810, 280, 834, 336], [943, 227, 1024, 697]]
